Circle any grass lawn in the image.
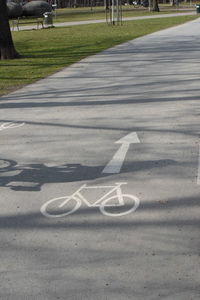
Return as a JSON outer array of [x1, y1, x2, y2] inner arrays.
[[1, 15, 197, 96], [53, 6, 188, 23]]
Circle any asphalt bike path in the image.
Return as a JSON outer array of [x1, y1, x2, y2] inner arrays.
[[1, 18, 200, 299]]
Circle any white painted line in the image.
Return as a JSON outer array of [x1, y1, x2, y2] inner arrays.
[[102, 132, 140, 174], [41, 182, 140, 218], [197, 144, 200, 185], [0, 122, 25, 131]]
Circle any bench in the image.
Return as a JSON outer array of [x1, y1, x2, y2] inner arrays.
[[12, 17, 44, 31]]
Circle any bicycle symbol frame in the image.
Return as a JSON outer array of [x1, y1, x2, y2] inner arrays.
[[40, 182, 140, 218]]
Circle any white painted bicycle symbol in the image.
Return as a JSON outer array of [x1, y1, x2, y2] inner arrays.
[[40, 182, 140, 218], [0, 122, 25, 131]]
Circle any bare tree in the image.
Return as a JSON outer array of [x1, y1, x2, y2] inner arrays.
[[0, 0, 19, 60]]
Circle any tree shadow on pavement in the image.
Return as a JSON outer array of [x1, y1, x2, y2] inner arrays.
[[0, 194, 199, 229], [0, 157, 178, 192], [0, 159, 105, 191]]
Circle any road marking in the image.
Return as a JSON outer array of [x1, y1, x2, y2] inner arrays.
[[102, 132, 140, 174], [198, 144, 200, 185], [0, 122, 25, 131], [40, 182, 140, 218]]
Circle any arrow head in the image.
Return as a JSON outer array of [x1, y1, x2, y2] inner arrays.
[[116, 132, 140, 144]]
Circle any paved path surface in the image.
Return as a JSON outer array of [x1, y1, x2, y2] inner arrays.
[[12, 11, 196, 31], [1, 18, 200, 299]]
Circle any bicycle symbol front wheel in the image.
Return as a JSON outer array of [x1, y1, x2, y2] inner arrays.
[[100, 194, 140, 217], [40, 196, 81, 218]]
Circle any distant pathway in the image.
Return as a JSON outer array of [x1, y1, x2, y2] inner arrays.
[[12, 11, 196, 31]]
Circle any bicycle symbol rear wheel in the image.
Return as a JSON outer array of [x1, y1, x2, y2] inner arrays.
[[40, 196, 81, 218], [100, 194, 139, 217]]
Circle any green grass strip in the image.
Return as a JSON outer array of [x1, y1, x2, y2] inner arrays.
[[52, 6, 188, 23], [0, 15, 197, 96]]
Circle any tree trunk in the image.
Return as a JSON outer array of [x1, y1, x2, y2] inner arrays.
[[170, 0, 176, 6], [0, 0, 19, 60], [152, 0, 159, 11]]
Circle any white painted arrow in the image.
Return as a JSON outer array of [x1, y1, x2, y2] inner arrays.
[[102, 132, 140, 174]]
